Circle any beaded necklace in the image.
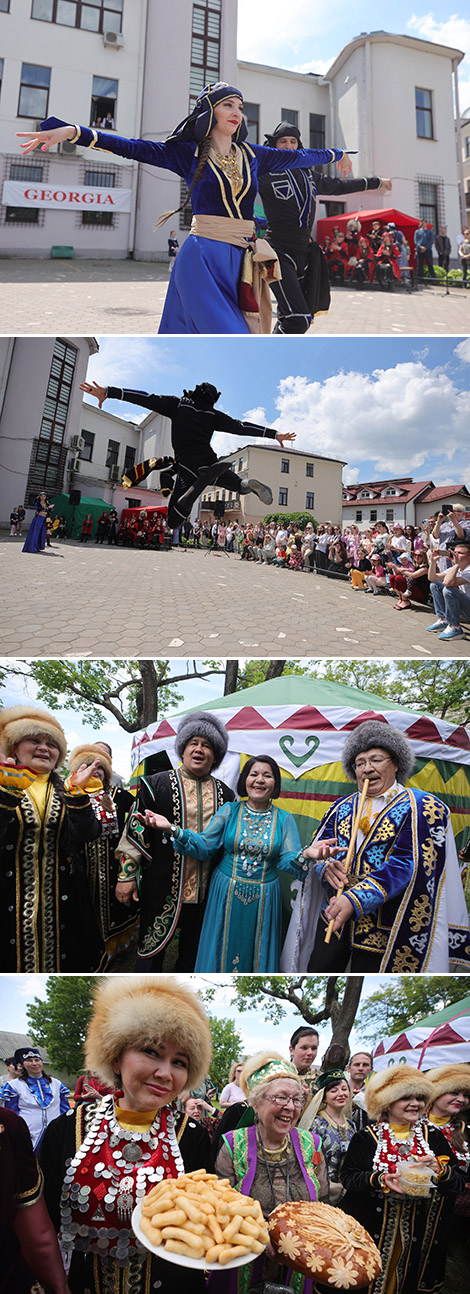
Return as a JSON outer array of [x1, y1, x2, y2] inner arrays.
[[59, 1093, 184, 1261], [257, 1128, 291, 1212], [428, 1118, 470, 1168], [210, 145, 243, 195], [372, 1118, 428, 1173]]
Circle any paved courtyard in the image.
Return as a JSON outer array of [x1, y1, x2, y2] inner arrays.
[[0, 257, 468, 335], [2, 535, 468, 658]]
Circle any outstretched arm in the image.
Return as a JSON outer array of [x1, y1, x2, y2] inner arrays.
[[80, 381, 178, 418], [253, 143, 357, 178], [314, 173, 392, 196], [17, 117, 195, 180], [214, 409, 296, 449]]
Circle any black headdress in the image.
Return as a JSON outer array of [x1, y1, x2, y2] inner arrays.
[[264, 121, 303, 148], [167, 82, 247, 144]]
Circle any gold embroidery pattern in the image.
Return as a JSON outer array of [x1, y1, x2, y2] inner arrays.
[[409, 894, 432, 932], [391, 945, 420, 972], [421, 838, 438, 876], [422, 795, 446, 826]]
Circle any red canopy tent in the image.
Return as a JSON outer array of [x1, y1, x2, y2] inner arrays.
[[315, 206, 420, 268]]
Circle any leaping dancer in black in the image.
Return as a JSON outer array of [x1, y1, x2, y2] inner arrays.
[[79, 381, 295, 525], [258, 121, 392, 333]]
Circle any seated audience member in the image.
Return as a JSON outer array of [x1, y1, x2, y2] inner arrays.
[[390, 551, 430, 610], [349, 546, 373, 587], [364, 552, 387, 592], [368, 219, 383, 255], [428, 540, 470, 639], [375, 230, 400, 286]]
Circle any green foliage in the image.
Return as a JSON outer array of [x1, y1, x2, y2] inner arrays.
[[208, 1015, 244, 1089], [236, 660, 305, 690], [26, 976, 98, 1075], [232, 975, 344, 1026], [305, 659, 470, 723], [357, 976, 470, 1045], [263, 512, 317, 529]]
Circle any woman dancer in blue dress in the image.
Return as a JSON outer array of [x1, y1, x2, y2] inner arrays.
[[17, 82, 351, 335], [22, 493, 51, 554], [135, 755, 340, 972]]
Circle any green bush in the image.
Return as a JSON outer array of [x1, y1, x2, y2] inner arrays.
[[263, 511, 318, 529]]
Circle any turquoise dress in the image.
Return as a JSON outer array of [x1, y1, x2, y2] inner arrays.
[[171, 801, 306, 972]]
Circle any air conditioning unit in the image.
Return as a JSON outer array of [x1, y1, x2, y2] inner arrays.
[[103, 29, 123, 48], [59, 140, 77, 155], [109, 464, 120, 482], [69, 456, 80, 473], [71, 435, 85, 451]]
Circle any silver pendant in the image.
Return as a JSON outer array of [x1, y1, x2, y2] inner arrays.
[[122, 1142, 143, 1163]]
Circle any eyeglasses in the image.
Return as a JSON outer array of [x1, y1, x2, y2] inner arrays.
[[263, 1095, 304, 1109], [353, 755, 391, 772]]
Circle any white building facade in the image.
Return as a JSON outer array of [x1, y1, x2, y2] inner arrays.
[[0, 335, 173, 527], [0, 5, 465, 258]]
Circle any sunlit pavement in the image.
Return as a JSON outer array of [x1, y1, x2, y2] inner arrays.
[[0, 258, 467, 335], [2, 535, 468, 658]]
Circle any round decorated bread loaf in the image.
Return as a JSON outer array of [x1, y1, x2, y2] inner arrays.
[[268, 1201, 382, 1287]]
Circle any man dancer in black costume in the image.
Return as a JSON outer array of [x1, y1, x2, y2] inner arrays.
[[258, 122, 391, 333], [80, 380, 295, 526]]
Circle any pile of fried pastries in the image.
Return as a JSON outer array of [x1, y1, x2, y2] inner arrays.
[[140, 1169, 269, 1265], [269, 1201, 382, 1287]]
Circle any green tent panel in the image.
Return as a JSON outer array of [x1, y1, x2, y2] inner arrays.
[[51, 492, 114, 540]]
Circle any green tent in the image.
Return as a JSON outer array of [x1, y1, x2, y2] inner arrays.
[[51, 493, 114, 540]]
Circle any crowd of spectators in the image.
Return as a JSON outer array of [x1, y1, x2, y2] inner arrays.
[[321, 218, 470, 289]]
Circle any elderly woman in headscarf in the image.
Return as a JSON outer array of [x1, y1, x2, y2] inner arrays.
[[18, 86, 350, 336], [39, 976, 213, 1294], [68, 742, 135, 965], [300, 1070, 356, 1202], [0, 706, 105, 972], [283, 718, 470, 974], [315, 1064, 465, 1294], [210, 1050, 329, 1294]]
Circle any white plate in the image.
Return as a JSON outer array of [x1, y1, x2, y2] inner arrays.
[[132, 1200, 261, 1271]]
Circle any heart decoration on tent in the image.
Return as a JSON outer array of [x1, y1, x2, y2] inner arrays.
[[279, 734, 320, 767]]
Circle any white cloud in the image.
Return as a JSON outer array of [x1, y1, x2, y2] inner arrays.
[[455, 338, 470, 363], [237, 0, 334, 65], [407, 12, 470, 53], [83, 338, 181, 407], [343, 465, 360, 484]]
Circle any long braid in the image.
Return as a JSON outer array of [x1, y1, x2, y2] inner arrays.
[[154, 136, 213, 229]]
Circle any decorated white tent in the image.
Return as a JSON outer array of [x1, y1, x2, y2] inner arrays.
[[130, 676, 470, 858], [373, 995, 470, 1071]]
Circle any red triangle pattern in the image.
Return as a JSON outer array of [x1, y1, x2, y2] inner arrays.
[[226, 707, 273, 730], [277, 707, 335, 730], [152, 719, 176, 738], [405, 718, 442, 744], [340, 711, 388, 731], [425, 1023, 466, 1046], [387, 1031, 412, 1052], [447, 725, 470, 751]]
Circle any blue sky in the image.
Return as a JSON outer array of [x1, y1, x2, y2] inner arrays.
[[237, 5, 470, 110], [84, 334, 470, 489], [0, 973, 401, 1059]]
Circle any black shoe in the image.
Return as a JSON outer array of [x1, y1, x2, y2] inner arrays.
[[239, 478, 273, 505]]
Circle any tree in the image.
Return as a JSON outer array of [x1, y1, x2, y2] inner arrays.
[[205, 975, 364, 1066], [305, 659, 470, 723], [356, 976, 470, 1045], [26, 976, 97, 1075], [263, 511, 317, 529], [3, 659, 227, 732], [207, 1015, 244, 1090]]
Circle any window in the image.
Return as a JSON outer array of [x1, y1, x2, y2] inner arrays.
[[309, 114, 325, 150], [190, 1, 221, 104], [279, 487, 288, 506], [281, 459, 290, 473], [416, 88, 433, 139], [386, 508, 394, 522], [359, 490, 372, 499], [355, 510, 362, 522], [0, 58, 3, 98], [418, 180, 439, 232], [465, 136, 470, 160], [238, 457, 244, 471], [281, 109, 298, 127], [126, 497, 141, 508], [124, 445, 136, 474], [18, 63, 50, 118], [306, 492, 315, 510], [244, 102, 259, 145], [80, 429, 94, 462], [106, 438, 119, 468], [384, 488, 397, 496], [25, 339, 77, 502], [370, 508, 377, 522], [5, 160, 44, 223], [82, 166, 115, 225], [0, 0, 10, 11], [31, 0, 123, 33], [306, 462, 314, 477], [91, 76, 118, 129]]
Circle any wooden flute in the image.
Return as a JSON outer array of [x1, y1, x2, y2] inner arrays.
[[324, 777, 370, 944]]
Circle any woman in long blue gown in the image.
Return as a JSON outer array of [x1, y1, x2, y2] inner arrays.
[[22, 494, 49, 554], [136, 756, 340, 973], [18, 83, 351, 335]]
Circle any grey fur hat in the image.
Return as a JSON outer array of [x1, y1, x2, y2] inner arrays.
[[175, 709, 228, 768], [342, 720, 415, 784]]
